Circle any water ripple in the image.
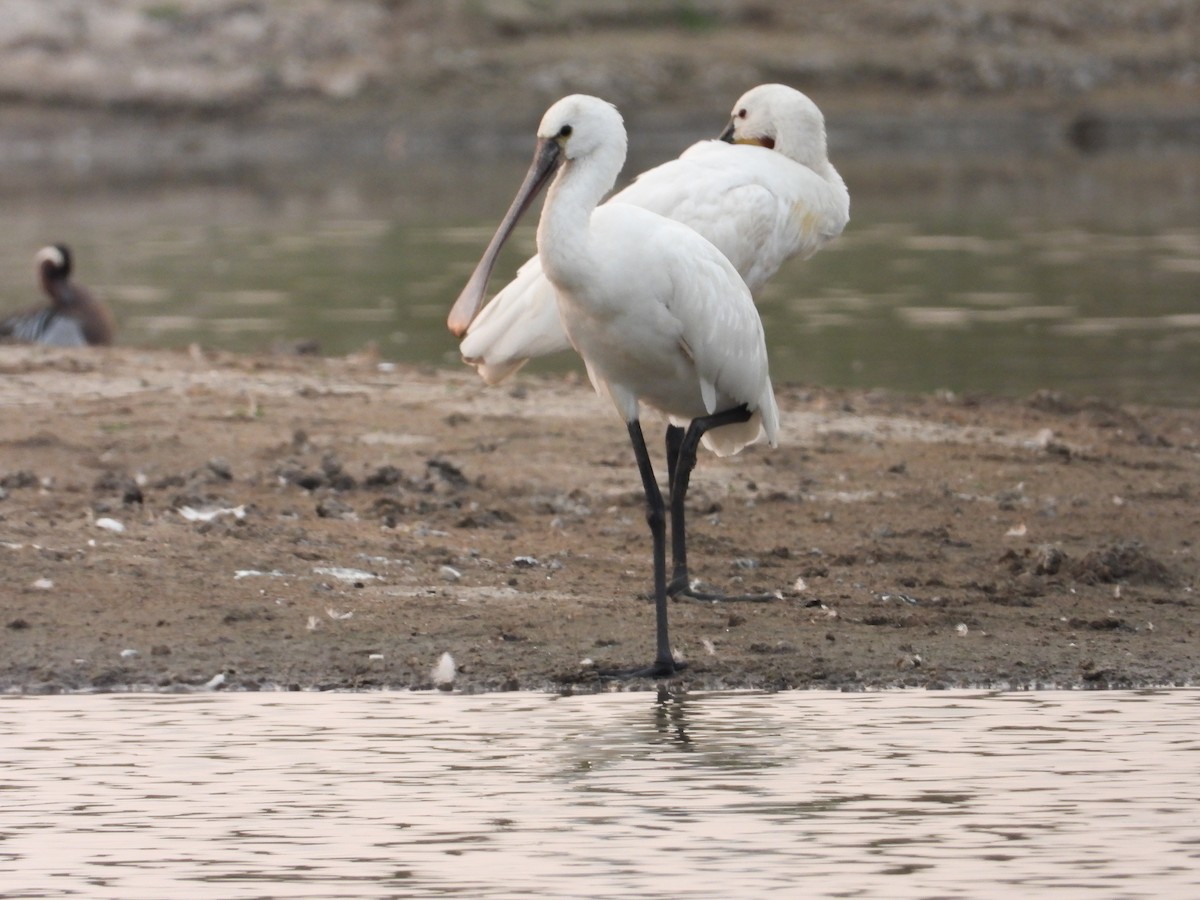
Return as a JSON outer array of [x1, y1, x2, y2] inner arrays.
[[0, 690, 1197, 898]]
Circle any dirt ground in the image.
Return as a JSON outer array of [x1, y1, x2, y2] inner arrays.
[[1, 344, 1196, 694]]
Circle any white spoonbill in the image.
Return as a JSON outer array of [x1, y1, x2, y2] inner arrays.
[[448, 84, 849, 385], [452, 94, 779, 677]]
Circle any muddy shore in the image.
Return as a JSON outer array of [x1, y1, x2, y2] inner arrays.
[[1, 346, 1196, 693]]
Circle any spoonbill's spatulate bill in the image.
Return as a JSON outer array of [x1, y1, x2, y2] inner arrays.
[[450, 84, 848, 386], [0, 245, 115, 347], [453, 94, 779, 677]]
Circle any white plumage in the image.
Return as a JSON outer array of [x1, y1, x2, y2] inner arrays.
[[452, 84, 849, 385], [547, 200, 778, 458], [450, 94, 780, 676]]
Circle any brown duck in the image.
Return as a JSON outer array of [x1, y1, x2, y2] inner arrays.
[[1, 244, 115, 346]]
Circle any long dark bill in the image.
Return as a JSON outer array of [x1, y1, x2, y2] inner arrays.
[[447, 137, 564, 337]]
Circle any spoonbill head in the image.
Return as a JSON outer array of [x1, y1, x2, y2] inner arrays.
[[720, 82, 831, 170], [453, 94, 779, 676]]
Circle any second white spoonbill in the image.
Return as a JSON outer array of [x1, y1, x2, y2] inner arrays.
[[452, 95, 779, 677]]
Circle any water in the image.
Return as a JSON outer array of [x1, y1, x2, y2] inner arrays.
[[2, 690, 1198, 898], [1, 140, 1197, 408]]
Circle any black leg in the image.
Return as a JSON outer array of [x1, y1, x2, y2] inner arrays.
[[666, 405, 778, 603], [665, 423, 685, 498], [665, 422, 686, 587], [600, 419, 679, 678]]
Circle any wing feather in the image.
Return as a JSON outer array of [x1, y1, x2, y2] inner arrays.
[[540, 205, 777, 457]]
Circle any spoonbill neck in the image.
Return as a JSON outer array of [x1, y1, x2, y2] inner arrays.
[[538, 149, 622, 283]]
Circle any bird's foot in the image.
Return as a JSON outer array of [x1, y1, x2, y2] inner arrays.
[[668, 575, 779, 603], [598, 658, 687, 680]]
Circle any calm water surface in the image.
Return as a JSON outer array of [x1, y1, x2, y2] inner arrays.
[[1, 143, 1197, 407], [1, 690, 1198, 898]]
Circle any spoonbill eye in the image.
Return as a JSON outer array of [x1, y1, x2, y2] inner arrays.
[[737, 108, 747, 119], [559, 124, 573, 137]]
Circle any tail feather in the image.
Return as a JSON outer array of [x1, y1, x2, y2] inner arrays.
[[693, 383, 779, 457]]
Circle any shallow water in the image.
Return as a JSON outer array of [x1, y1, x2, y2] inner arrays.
[[1, 135, 1198, 406], [2, 690, 1198, 898]]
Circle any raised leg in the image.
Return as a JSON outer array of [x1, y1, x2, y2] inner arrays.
[[664, 422, 689, 590], [667, 406, 778, 603], [665, 423, 685, 500]]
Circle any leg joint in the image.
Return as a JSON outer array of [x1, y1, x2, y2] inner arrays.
[[644, 502, 665, 531]]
